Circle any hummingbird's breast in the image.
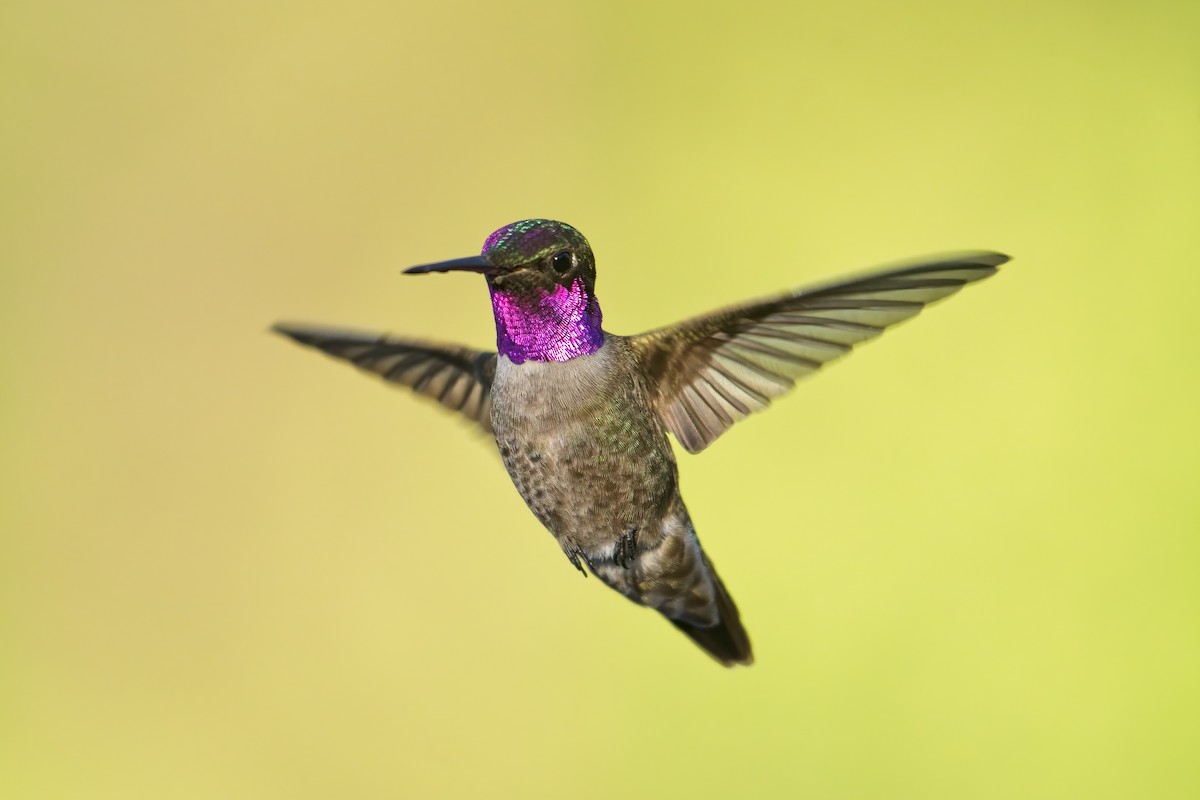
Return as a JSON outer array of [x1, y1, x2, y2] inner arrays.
[[490, 335, 679, 554]]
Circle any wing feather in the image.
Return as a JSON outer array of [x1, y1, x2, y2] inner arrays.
[[273, 323, 497, 433], [631, 252, 1007, 452]]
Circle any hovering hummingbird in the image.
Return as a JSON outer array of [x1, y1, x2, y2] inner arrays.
[[274, 219, 1007, 666]]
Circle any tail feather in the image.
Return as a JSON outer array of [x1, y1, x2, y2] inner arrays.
[[671, 558, 753, 667]]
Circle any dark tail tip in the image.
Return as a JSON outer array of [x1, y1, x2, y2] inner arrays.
[[672, 564, 753, 667]]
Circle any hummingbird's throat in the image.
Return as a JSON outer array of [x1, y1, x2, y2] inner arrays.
[[490, 279, 604, 364]]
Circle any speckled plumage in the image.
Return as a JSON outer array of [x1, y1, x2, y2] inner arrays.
[[274, 219, 1008, 666], [491, 335, 726, 628]]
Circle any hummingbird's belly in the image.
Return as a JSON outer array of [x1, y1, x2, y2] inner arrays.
[[491, 345, 678, 556], [495, 408, 675, 545]]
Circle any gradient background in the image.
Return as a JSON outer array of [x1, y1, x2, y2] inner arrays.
[[3, 1, 1198, 798]]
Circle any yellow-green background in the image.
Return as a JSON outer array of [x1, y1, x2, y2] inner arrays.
[[3, 1, 1197, 797]]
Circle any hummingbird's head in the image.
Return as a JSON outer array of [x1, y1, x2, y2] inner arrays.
[[405, 219, 597, 296], [405, 220, 605, 364]]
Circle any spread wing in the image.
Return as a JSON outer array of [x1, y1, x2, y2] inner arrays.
[[630, 252, 1008, 453], [273, 323, 497, 433]]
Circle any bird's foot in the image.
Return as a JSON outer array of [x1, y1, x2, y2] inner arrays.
[[566, 544, 594, 578], [614, 527, 639, 569]]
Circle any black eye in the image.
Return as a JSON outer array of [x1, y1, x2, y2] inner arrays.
[[550, 250, 574, 274]]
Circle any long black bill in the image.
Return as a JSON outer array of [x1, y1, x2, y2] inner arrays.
[[404, 255, 497, 275]]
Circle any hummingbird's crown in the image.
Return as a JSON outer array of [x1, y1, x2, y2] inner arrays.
[[482, 219, 590, 268]]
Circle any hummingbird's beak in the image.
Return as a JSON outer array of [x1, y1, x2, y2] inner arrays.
[[404, 255, 500, 276]]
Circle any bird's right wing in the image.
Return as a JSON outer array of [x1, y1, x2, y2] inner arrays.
[[273, 323, 498, 433]]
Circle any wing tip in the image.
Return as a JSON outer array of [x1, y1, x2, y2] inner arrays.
[[904, 249, 1012, 273], [968, 251, 1011, 271], [270, 321, 313, 344], [960, 250, 1010, 283], [270, 321, 392, 346], [964, 250, 1011, 267]]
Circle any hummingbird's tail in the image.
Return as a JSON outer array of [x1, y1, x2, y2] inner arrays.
[[670, 556, 753, 667]]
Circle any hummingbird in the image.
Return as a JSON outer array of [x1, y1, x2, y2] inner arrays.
[[274, 219, 1007, 666]]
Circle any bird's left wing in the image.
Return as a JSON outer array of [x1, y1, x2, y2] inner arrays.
[[629, 252, 1008, 453], [273, 323, 498, 433]]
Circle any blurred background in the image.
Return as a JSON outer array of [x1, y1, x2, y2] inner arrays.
[[3, 1, 1198, 797]]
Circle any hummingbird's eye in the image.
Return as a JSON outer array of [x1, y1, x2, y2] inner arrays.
[[550, 250, 574, 274]]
